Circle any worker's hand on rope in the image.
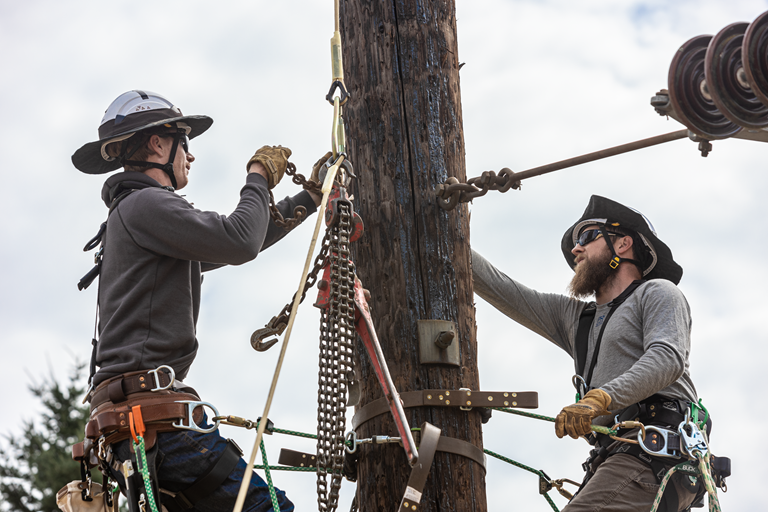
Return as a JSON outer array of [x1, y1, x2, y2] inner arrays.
[[555, 388, 611, 439], [247, 145, 293, 189], [308, 151, 333, 189]]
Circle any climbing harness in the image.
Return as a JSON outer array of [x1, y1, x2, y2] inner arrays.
[[435, 130, 689, 211], [572, 279, 644, 401]]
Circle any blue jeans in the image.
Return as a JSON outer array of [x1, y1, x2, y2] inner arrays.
[[109, 416, 293, 512]]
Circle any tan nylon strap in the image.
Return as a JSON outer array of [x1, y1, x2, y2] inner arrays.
[[398, 422, 441, 512], [351, 389, 538, 430]]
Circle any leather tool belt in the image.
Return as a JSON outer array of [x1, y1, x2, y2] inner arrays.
[[73, 370, 204, 465], [88, 367, 182, 409]]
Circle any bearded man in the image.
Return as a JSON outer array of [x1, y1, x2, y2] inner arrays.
[[472, 195, 708, 512]]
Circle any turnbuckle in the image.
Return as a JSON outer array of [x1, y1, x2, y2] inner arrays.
[[173, 401, 221, 434], [344, 430, 402, 454], [148, 365, 175, 391]]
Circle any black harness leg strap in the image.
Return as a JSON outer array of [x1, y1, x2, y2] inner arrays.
[[162, 439, 243, 512], [398, 423, 441, 512]]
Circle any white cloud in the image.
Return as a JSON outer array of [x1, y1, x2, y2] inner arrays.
[[2, 0, 766, 509]]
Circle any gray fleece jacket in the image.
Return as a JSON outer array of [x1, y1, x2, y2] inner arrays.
[[471, 250, 698, 422], [93, 171, 316, 387]]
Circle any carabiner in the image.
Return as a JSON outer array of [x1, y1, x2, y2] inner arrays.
[[572, 374, 587, 401], [173, 401, 221, 434], [678, 412, 709, 458]]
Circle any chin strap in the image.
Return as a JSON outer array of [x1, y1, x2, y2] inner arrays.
[[120, 130, 182, 189], [598, 225, 642, 273]]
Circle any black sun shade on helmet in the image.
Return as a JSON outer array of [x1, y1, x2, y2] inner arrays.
[[72, 90, 213, 175], [560, 195, 683, 284]]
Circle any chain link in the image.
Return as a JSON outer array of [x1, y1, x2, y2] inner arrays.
[[255, 231, 331, 341], [317, 196, 357, 512], [435, 168, 521, 210], [268, 162, 323, 229]]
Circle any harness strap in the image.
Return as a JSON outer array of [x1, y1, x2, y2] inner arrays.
[[161, 439, 243, 512], [574, 280, 645, 390], [351, 389, 538, 430], [398, 422, 441, 512], [90, 369, 177, 408]]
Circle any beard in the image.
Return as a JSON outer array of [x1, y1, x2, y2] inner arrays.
[[568, 248, 618, 299]]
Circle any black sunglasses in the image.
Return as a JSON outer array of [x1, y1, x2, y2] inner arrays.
[[576, 228, 621, 247], [161, 131, 189, 153]]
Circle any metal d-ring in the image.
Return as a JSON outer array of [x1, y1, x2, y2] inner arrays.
[[173, 401, 221, 434], [148, 365, 175, 392]]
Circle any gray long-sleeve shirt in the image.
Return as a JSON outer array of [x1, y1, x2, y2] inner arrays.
[[471, 250, 697, 420], [93, 171, 316, 387]]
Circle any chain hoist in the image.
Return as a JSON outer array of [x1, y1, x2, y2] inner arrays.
[[315, 185, 357, 511]]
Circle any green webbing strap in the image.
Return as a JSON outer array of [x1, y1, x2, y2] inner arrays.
[[132, 436, 160, 512], [491, 407, 618, 436]]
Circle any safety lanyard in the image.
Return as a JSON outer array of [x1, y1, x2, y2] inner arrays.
[[574, 280, 644, 392]]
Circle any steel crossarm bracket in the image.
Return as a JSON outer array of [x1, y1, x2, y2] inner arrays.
[[352, 275, 419, 466]]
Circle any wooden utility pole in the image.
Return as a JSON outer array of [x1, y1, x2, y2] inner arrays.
[[340, 1, 486, 510]]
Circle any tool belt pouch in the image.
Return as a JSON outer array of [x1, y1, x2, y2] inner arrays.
[[56, 481, 117, 512]]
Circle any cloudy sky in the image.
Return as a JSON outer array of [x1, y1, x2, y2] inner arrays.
[[2, 0, 767, 510]]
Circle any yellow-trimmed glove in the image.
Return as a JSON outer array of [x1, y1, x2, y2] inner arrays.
[[247, 145, 292, 189], [555, 388, 611, 439], [308, 151, 333, 189]]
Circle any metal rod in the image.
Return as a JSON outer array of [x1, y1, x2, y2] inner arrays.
[[512, 129, 689, 182]]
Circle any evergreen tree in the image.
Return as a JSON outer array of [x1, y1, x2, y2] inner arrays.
[[0, 365, 91, 512]]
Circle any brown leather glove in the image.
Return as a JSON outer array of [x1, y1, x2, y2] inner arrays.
[[555, 388, 611, 439], [308, 151, 333, 189], [247, 145, 292, 189]]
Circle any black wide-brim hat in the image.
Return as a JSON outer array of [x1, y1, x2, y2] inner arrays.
[[72, 112, 212, 175], [560, 195, 683, 284]]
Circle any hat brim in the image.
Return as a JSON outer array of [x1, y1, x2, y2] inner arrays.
[[72, 115, 213, 174], [560, 195, 683, 284]]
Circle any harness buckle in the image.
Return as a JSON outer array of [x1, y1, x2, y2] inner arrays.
[[148, 365, 175, 392], [173, 401, 221, 434]]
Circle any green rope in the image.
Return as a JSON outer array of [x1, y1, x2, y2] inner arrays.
[[259, 436, 281, 512], [271, 427, 317, 440], [484, 449, 560, 512], [491, 407, 618, 436], [132, 436, 160, 512]]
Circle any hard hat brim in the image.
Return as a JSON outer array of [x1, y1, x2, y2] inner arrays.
[[72, 114, 213, 175], [560, 195, 683, 284]]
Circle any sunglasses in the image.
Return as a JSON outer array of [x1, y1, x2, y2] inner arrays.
[[161, 131, 189, 153], [575, 228, 621, 247]]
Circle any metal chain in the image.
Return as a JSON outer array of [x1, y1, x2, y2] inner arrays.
[[256, 231, 331, 337], [268, 162, 323, 229], [435, 169, 521, 210], [317, 198, 356, 512]]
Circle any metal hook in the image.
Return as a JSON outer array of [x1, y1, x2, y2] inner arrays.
[[250, 326, 283, 352]]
